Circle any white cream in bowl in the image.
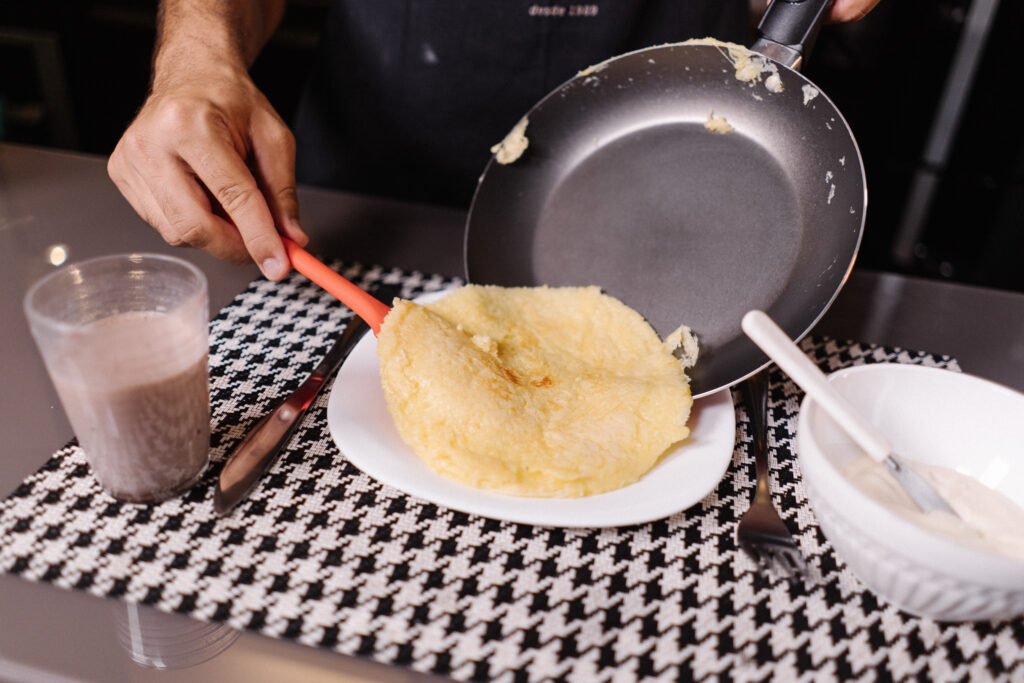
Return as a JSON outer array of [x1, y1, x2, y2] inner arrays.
[[796, 363, 1024, 622], [841, 456, 1024, 560]]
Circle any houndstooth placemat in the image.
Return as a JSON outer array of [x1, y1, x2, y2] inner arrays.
[[3, 263, 1023, 682]]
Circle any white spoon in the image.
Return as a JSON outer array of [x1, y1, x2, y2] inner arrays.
[[741, 310, 958, 517]]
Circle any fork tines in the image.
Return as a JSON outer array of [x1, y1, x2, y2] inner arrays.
[[740, 539, 807, 580]]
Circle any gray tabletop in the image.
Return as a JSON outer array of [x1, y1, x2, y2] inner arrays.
[[2, 142, 1022, 681]]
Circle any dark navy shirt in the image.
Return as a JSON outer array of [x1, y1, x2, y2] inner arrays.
[[294, 1, 749, 207]]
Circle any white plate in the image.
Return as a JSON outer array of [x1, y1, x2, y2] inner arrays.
[[326, 291, 736, 527]]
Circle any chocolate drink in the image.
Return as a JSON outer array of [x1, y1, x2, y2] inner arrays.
[[47, 310, 210, 502]]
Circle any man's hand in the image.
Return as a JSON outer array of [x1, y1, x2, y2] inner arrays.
[[829, 0, 882, 22], [107, 0, 302, 281]]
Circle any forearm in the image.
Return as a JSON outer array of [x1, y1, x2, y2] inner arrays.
[[152, 0, 288, 89]]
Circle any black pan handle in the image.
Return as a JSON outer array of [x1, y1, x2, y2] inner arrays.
[[750, 0, 834, 71]]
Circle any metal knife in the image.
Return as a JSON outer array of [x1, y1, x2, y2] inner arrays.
[[213, 284, 400, 515]]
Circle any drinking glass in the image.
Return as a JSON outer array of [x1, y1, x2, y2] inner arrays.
[[114, 602, 240, 669], [24, 253, 210, 502]]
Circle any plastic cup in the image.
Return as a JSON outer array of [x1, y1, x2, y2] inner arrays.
[[24, 253, 210, 503]]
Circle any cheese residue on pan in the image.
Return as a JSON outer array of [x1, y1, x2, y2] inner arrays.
[[577, 61, 609, 77], [490, 117, 530, 165], [377, 285, 694, 498], [663, 324, 700, 374], [704, 109, 734, 134], [802, 84, 820, 105], [682, 37, 784, 94]]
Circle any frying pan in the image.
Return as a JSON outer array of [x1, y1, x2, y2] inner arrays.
[[464, 0, 866, 398]]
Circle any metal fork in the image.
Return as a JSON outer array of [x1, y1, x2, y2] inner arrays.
[[735, 371, 809, 580]]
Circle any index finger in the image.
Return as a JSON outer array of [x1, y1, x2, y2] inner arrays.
[[180, 137, 289, 280]]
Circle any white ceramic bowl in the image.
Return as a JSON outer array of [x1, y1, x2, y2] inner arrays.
[[796, 363, 1024, 622]]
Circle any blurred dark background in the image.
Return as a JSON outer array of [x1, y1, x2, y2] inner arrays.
[[2, 0, 1021, 292]]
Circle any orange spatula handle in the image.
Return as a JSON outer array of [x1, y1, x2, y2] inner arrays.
[[282, 238, 391, 335]]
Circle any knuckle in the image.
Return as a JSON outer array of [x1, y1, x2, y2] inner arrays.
[[157, 98, 200, 129], [268, 125, 295, 153], [106, 154, 124, 184], [121, 127, 147, 151], [162, 230, 187, 248], [274, 184, 298, 205], [116, 127, 156, 164], [157, 99, 227, 142], [215, 182, 258, 215], [243, 230, 278, 256], [168, 219, 211, 250]]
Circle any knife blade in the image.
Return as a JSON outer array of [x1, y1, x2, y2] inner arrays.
[[213, 284, 401, 515]]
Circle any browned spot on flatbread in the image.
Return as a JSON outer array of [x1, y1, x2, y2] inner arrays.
[[530, 376, 553, 388]]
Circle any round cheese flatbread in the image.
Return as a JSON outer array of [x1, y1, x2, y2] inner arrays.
[[376, 285, 693, 497]]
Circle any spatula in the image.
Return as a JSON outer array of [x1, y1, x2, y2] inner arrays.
[[282, 238, 391, 334], [741, 310, 959, 517]]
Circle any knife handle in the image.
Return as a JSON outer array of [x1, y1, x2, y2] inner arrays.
[[214, 314, 368, 515], [213, 283, 401, 515]]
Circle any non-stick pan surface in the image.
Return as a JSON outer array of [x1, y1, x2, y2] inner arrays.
[[465, 38, 865, 398]]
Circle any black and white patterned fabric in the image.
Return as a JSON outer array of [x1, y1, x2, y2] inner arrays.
[[2, 264, 1023, 681]]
